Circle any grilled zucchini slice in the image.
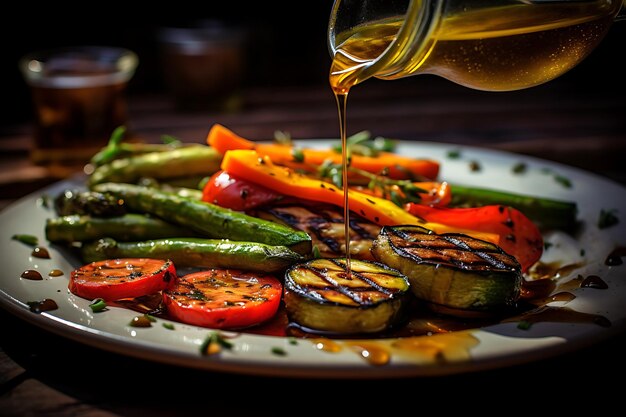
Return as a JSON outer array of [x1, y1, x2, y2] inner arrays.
[[371, 225, 522, 316], [284, 258, 410, 334]]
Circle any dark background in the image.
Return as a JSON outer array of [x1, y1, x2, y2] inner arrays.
[[3, 1, 625, 128]]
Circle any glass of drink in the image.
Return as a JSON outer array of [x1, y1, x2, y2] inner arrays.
[[19, 46, 138, 165], [157, 20, 246, 111]]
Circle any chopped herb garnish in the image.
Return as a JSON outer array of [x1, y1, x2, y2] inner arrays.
[[580, 249, 586, 257], [144, 314, 157, 322], [447, 149, 461, 159], [554, 174, 572, 188], [288, 337, 299, 345], [291, 147, 305, 163], [273, 130, 292, 145], [200, 331, 234, 356], [162, 322, 175, 330], [598, 209, 619, 229], [512, 162, 527, 174], [469, 160, 482, 172], [517, 320, 533, 330], [89, 298, 107, 313], [160, 134, 182, 146], [12, 234, 38, 246], [271, 347, 287, 356], [312, 245, 322, 259]]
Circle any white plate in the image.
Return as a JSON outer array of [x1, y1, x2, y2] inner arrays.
[[1, 140, 625, 378]]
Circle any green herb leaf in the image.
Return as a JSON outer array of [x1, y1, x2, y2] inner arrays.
[[160, 134, 182, 146], [512, 162, 527, 174], [598, 209, 619, 229], [447, 149, 461, 159], [271, 347, 287, 356], [291, 147, 305, 163], [273, 130, 292, 145], [89, 298, 107, 313], [288, 337, 298, 345], [12, 234, 39, 246], [200, 331, 234, 356], [162, 322, 175, 330], [554, 174, 572, 188], [517, 320, 532, 330]]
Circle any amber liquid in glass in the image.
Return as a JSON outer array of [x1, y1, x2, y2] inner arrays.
[[331, 1, 618, 90]]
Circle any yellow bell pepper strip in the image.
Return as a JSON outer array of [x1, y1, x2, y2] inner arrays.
[[207, 123, 440, 180], [221, 149, 499, 245]]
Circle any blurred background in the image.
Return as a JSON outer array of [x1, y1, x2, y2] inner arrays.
[[2, 1, 624, 126], [2, 2, 332, 127], [1, 0, 625, 199]]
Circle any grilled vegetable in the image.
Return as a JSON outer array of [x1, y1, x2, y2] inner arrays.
[[254, 205, 380, 260], [163, 269, 282, 329], [449, 184, 578, 232], [69, 258, 176, 301], [207, 123, 440, 180], [88, 145, 221, 186], [406, 204, 543, 272], [54, 189, 126, 217], [283, 258, 410, 334], [371, 225, 522, 317], [91, 183, 312, 255], [81, 238, 306, 273], [46, 214, 196, 243], [220, 149, 498, 243]]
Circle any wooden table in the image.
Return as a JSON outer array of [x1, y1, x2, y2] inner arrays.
[[2, 79, 626, 414]]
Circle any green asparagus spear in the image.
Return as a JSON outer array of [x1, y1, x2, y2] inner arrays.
[[88, 145, 222, 187], [449, 184, 578, 231], [81, 238, 306, 272], [54, 190, 126, 217], [92, 183, 312, 255], [46, 214, 196, 243]]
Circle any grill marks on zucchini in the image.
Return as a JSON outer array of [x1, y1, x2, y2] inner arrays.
[[372, 225, 522, 316], [290, 259, 404, 306], [386, 226, 519, 273], [255, 205, 380, 260], [283, 258, 410, 334]]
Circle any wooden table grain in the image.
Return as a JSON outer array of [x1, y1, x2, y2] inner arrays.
[[1, 79, 625, 415]]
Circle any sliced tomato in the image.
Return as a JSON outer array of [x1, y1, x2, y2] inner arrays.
[[202, 170, 285, 211], [69, 258, 176, 301], [406, 203, 543, 272], [163, 269, 282, 329]]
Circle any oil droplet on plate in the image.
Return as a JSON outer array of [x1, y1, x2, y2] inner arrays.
[[27, 299, 58, 313], [580, 275, 608, 289], [311, 338, 343, 353], [31, 246, 50, 259], [21, 269, 43, 280], [346, 341, 391, 366]]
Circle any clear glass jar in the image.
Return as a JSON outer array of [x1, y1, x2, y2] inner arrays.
[[329, 0, 625, 92]]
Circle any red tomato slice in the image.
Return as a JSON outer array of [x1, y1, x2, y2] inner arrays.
[[202, 170, 285, 211], [162, 269, 282, 329], [69, 258, 176, 301]]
